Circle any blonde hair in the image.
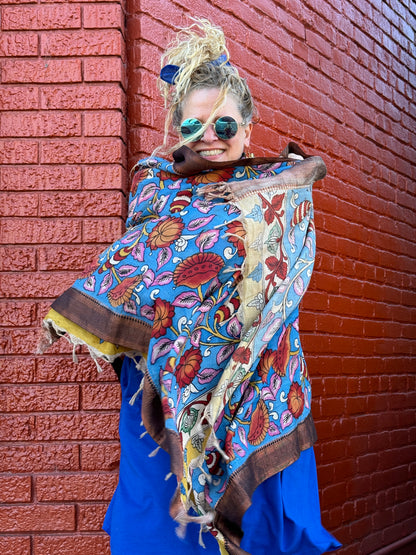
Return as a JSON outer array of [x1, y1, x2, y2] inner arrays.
[[157, 18, 255, 154]]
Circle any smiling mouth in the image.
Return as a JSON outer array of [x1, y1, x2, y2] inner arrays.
[[197, 149, 224, 157]]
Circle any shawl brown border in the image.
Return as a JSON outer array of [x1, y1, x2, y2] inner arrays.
[[51, 287, 152, 353], [141, 370, 317, 555]]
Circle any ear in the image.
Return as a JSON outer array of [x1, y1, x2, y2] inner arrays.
[[244, 123, 253, 150]]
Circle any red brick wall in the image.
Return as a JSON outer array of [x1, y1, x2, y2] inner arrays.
[[0, 0, 126, 553], [1, 1, 415, 554]]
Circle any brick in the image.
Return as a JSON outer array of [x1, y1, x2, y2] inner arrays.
[[38, 191, 123, 217], [2, 59, 82, 84], [41, 30, 123, 57], [78, 503, 109, 531], [0, 219, 82, 244], [38, 245, 105, 271], [0, 536, 31, 554], [0, 273, 80, 299], [84, 110, 126, 137], [1, 111, 81, 138], [33, 534, 110, 555], [83, 57, 125, 85], [36, 473, 118, 501], [83, 4, 124, 29], [83, 164, 126, 191], [0, 86, 39, 110], [82, 218, 124, 242], [81, 383, 121, 410], [0, 384, 79, 412], [0, 329, 43, 357], [0, 165, 81, 191], [0, 301, 37, 326], [0, 32, 38, 56], [80, 442, 120, 472], [35, 356, 116, 383], [34, 413, 119, 441], [0, 193, 38, 217], [0, 443, 79, 472], [0, 476, 31, 503], [40, 138, 124, 164], [41, 84, 125, 110], [2, 5, 81, 30], [0, 504, 75, 532], [0, 248, 37, 271], [0, 140, 38, 164], [0, 357, 36, 383]]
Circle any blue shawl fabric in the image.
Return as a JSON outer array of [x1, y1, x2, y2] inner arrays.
[[41, 145, 326, 554]]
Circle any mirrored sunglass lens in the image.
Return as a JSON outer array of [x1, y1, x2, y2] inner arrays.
[[215, 117, 238, 139], [180, 118, 203, 138]]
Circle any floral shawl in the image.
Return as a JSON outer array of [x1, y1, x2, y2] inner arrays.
[[40, 144, 326, 555]]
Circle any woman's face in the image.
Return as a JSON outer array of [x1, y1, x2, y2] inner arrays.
[[179, 88, 252, 162]]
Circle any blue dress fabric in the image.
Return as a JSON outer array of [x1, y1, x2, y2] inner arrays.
[[103, 357, 341, 554]]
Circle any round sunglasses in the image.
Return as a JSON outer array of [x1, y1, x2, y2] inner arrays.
[[179, 116, 245, 141]]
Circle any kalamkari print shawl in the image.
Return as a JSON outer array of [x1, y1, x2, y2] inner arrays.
[[40, 144, 326, 555]]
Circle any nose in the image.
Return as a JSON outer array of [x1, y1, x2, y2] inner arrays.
[[200, 123, 217, 142]]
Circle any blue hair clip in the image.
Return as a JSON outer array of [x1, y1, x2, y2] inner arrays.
[[160, 54, 231, 85]]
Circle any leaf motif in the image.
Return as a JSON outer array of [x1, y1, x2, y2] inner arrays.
[[98, 272, 113, 294], [190, 328, 201, 347], [152, 271, 173, 286], [268, 421, 280, 436], [196, 229, 220, 251], [238, 426, 248, 447], [197, 366, 222, 384], [140, 305, 154, 321], [226, 316, 242, 338], [216, 343, 235, 365], [293, 275, 304, 296], [157, 247, 172, 270], [142, 269, 155, 287], [116, 264, 137, 277], [248, 263, 262, 282], [83, 276, 96, 292], [172, 291, 200, 308], [138, 182, 157, 203], [233, 443, 246, 457], [280, 410, 293, 429], [153, 194, 169, 214], [124, 300, 137, 315], [151, 337, 173, 364], [131, 243, 144, 261], [187, 215, 215, 231]]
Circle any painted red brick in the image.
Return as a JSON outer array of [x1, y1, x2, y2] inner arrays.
[[1, 1, 415, 555]]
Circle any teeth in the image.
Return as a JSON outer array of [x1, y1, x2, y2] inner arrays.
[[198, 150, 223, 156]]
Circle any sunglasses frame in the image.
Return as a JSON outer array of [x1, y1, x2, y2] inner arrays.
[[179, 116, 246, 141]]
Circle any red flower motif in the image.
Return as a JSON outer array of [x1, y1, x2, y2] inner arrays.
[[146, 216, 185, 250], [247, 399, 269, 445], [257, 349, 277, 383], [173, 252, 224, 288], [187, 167, 234, 185], [233, 346, 251, 365], [175, 347, 202, 388], [224, 429, 236, 462], [275, 324, 292, 376], [107, 275, 141, 307], [152, 298, 175, 338], [226, 220, 246, 257], [130, 168, 150, 197], [287, 382, 304, 419]]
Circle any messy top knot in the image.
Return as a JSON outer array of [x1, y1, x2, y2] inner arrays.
[[157, 18, 256, 154]]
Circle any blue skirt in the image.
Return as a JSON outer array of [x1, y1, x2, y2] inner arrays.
[[103, 358, 341, 554]]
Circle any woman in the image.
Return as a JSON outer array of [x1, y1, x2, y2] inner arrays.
[[40, 19, 341, 555]]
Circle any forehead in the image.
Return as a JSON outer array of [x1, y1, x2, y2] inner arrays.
[[181, 88, 241, 120]]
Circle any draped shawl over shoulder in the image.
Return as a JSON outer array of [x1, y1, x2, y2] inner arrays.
[[40, 144, 326, 555]]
